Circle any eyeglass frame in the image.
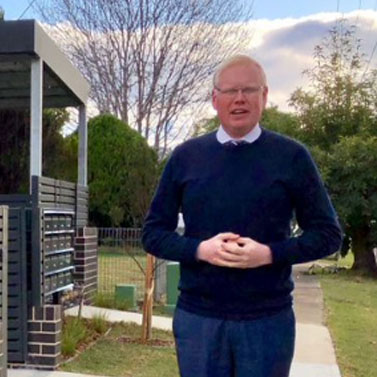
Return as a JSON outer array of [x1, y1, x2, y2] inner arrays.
[[213, 85, 266, 98]]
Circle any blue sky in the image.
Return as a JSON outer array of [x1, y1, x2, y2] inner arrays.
[[0, 0, 376, 21], [252, 0, 377, 19], [2, 0, 376, 123], [0, 0, 37, 19]]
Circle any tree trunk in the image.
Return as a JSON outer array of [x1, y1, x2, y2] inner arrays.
[[141, 254, 155, 343], [351, 228, 377, 276]]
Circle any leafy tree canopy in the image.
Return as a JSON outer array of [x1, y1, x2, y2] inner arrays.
[[0, 108, 75, 194], [88, 114, 158, 227], [289, 20, 377, 274]]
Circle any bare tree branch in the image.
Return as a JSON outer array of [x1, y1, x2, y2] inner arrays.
[[36, 0, 254, 155]]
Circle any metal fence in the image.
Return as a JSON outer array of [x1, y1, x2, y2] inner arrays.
[[98, 228, 142, 248], [97, 227, 168, 306]]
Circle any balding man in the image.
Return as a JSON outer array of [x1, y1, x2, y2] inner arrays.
[[142, 55, 342, 377]]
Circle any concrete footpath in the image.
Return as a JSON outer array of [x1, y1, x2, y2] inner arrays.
[[9, 264, 341, 377], [290, 264, 341, 377]]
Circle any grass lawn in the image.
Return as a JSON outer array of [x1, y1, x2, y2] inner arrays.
[[60, 322, 179, 377], [65, 251, 376, 377], [98, 247, 146, 300], [319, 255, 377, 377]]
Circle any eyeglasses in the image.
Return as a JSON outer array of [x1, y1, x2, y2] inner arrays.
[[214, 85, 265, 98]]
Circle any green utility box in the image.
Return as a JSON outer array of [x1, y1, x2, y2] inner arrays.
[[165, 262, 180, 314], [115, 284, 137, 310]]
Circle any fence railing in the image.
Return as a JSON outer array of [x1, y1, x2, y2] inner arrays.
[[98, 227, 142, 247], [97, 228, 145, 301], [97, 227, 167, 306]]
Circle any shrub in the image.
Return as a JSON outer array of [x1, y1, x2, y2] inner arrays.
[[93, 292, 134, 311], [62, 317, 87, 357], [90, 313, 109, 335]]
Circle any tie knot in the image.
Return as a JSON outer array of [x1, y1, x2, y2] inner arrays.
[[224, 140, 248, 147]]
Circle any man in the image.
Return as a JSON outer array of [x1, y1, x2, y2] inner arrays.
[[142, 55, 342, 377]]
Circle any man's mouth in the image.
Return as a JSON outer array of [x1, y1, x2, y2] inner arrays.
[[230, 109, 248, 115]]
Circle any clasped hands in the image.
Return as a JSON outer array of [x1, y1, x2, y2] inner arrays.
[[196, 232, 272, 269]]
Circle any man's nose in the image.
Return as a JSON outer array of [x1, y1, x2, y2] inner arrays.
[[234, 89, 246, 102]]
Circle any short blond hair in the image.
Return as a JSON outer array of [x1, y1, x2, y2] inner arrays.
[[213, 54, 267, 87]]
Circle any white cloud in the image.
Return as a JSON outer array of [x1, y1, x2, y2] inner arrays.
[[245, 10, 377, 111], [198, 10, 377, 121], [46, 9, 377, 140]]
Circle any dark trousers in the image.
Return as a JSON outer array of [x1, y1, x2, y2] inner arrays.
[[173, 306, 295, 377]]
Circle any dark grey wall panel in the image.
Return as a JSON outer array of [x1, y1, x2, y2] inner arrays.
[[0, 206, 8, 376], [32, 176, 88, 228], [6, 208, 27, 363]]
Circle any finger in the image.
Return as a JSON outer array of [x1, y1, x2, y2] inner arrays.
[[213, 258, 246, 269], [221, 242, 243, 254], [236, 237, 254, 245], [217, 232, 240, 241], [217, 249, 244, 262]]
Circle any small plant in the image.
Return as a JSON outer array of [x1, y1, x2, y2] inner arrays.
[[93, 292, 133, 311], [93, 292, 113, 308], [62, 317, 87, 357], [90, 313, 108, 335]]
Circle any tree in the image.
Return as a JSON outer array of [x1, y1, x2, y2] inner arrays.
[[289, 20, 377, 275], [326, 136, 377, 272], [193, 106, 300, 138], [261, 106, 300, 139], [192, 115, 220, 137], [88, 114, 158, 227], [0, 110, 29, 193], [37, 0, 254, 155], [0, 108, 76, 194], [42, 109, 78, 182], [0, 7, 4, 20]]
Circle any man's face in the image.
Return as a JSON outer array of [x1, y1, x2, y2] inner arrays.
[[212, 62, 268, 138]]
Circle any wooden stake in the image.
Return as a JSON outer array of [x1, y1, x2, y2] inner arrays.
[[141, 253, 155, 342]]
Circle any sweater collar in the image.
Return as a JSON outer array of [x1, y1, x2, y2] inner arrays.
[[216, 124, 262, 144]]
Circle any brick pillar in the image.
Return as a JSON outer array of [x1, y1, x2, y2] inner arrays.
[[27, 305, 62, 368], [74, 227, 98, 304]]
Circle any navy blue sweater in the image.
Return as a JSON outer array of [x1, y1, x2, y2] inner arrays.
[[142, 128, 342, 319]]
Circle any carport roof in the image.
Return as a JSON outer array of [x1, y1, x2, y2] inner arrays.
[[0, 19, 90, 109]]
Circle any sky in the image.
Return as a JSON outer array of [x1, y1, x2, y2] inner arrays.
[[1, 0, 377, 118], [252, 0, 377, 19], [1, 0, 376, 22], [0, 0, 37, 20]]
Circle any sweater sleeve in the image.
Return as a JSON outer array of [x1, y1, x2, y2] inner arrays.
[[269, 146, 343, 265], [141, 150, 201, 263]]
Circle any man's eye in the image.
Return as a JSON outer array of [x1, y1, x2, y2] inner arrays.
[[243, 88, 253, 94], [224, 89, 238, 95], [243, 87, 257, 94]]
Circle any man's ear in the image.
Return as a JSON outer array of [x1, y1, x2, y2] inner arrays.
[[262, 86, 269, 109], [212, 89, 218, 110]]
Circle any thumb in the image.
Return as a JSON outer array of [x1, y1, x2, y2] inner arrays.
[[217, 232, 240, 241]]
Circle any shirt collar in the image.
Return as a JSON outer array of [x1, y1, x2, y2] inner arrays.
[[216, 124, 262, 144]]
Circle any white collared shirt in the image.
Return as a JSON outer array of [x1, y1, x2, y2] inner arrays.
[[216, 124, 262, 144]]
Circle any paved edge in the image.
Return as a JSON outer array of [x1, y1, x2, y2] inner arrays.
[[65, 305, 173, 330], [294, 323, 338, 365], [290, 362, 342, 377]]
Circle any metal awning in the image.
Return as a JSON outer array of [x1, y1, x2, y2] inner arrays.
[[0, 20, 89, 186], [0, 20, 89, 109]]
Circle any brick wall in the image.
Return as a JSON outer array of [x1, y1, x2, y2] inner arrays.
[[74, 227, 98, 304], [27, 305, 62, 368]]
